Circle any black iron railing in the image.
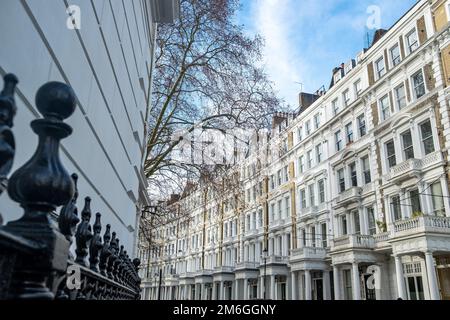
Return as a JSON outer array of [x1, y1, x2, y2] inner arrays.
[[0, 74, 141, 300]]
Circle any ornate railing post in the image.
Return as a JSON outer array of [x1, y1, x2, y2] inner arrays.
[[5, 81, 77, 299], [89, 212, 103, 272], [58, 173, 80, 260], [99, 224, 112, 276], [75, 197, 93, 266]]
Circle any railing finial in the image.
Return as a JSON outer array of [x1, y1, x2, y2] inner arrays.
[[75, 197, 93, 267], [89, 212, 103, 272], [4, 80, 76, 299]]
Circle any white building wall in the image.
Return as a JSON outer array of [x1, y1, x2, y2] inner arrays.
[[0, 0, 158, 254]]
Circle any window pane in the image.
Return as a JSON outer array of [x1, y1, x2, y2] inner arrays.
[[386, 140, 396, 168], [402, 131, 414, 160], [391, 44, 401, 66], [395, 85, 406, 109], [358, 114, 366, 137], [413, 72, 425, 99], [410, 189, 421, 214], [380, 95, 390, 120], [420, 120, 434, 155], [391, 196, 402, 221], [431, 182, 444, 216]]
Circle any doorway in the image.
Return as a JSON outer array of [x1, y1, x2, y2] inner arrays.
[[313, 278, 323, 300]]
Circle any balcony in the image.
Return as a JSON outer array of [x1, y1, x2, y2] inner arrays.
[[235, 261, 259, 270], [269, 218, 287, 230], [261, 255, 288, 266], [331, 234, 375, 250], [245, 229, 257, 237], [290, 246, 327, 261], [390, 215, 450, 239], [335, 187, 362, 206], [213, 266, 234, 273], [384, 151, 443, 184]]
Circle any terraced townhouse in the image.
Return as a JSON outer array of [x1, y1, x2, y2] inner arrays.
[[140, 0, 450, 300]]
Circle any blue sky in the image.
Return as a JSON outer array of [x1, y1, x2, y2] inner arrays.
[[235, 0, 418, 107]]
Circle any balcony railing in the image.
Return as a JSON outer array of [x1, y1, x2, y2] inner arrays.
[[384, 151, 443, 183], [0, 76, 141, 300], [261, 255, 288, 265], [235, 261, 259, 270], [335, 187, 362, 206], [373, 232, 390, 243], [391, 215, 450, 238], [213, 266, 234, 273], [332, 234, 375, 250], [290, 246, 327, 260], [269, 218, 286, 229]]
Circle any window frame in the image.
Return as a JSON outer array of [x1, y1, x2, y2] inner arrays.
[[390, 43, 401, 67], [375, 56, 386, 79]]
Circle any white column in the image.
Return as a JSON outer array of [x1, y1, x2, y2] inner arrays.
[[212, 282, 217, 300], [291, 271, 297, 300], [333, 265, 341, 300], [305, 270, 312, 300], [287, 273, 292, 300], [243, 279, 248, 300], [299, 272, 304, 300], [352, 262, 361, 300], [323, 270, 331, 300], [440, 176, 450, 216], [425, 252, 440, 300], [219, 281, 224, 300], [234, 280, 239, 300], [260, 276, 264, 299], [202, 283, 207, 300], [394, 255, 407, 299], [270, 275, 275, 300]]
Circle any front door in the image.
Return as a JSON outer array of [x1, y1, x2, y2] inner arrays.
[[363, 275, 376, 300], [313, 279, 323, 300]]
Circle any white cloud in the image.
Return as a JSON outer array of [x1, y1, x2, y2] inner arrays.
[[252, 0, 304, 108]]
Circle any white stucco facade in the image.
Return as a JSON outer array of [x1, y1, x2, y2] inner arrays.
[[0, 0, 178, 256], [141, 0, 450, 300]]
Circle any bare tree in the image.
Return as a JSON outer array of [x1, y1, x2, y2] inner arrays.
[[143, 0, 283, 189]]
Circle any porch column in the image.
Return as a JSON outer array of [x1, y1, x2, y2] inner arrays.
[[234, 280, 239, 300], [352, 262, 361, 300], [305, 270, 312, 300], [298, 272, 304, 300], [270, 275, 275, 299], [425, 252, 440, 300], [219, 281, 224, 300], [440, 176, 450, 216], [323, 270, 331, 300], [243, 279, 248, 300], [260, 276, 264, 299], [286, 273, 291, 300], [333, 265, 341, 300], [291, 271, 297, 300], [394, 255, 407, 299], [212, 282, 217, 300]]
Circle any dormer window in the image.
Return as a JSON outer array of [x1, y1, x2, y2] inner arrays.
[[334, 71, 342, 84]]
